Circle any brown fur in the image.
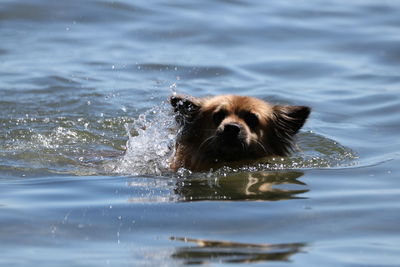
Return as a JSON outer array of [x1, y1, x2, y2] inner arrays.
[[170, 94, 310, 171]]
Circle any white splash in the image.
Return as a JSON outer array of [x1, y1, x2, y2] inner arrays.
[[112, 102, 177, 175]]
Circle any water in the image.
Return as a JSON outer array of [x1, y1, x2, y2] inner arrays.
[[1, 0, 400, 266]]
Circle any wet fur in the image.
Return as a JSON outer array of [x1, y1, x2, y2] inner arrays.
[[170, 94, 310, 171]]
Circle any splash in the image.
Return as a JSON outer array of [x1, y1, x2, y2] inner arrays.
[[111, 102, 177, 175]]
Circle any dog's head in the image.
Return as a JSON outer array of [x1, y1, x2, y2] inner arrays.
[[170, 94, 310, 163]]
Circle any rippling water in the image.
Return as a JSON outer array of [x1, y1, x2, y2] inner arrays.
[[1, 0, 400, 266]]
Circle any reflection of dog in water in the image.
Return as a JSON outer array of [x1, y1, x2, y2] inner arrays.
[[126, 171, 307, 203], [170, 94, 310, 172], [174, 171, 308, 202]]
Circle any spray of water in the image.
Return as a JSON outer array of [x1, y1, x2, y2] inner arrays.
[[111, 102, 177, 175]]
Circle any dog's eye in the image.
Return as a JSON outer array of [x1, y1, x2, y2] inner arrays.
[[213, 110, 226, 125], [244, 112, 259, 129]]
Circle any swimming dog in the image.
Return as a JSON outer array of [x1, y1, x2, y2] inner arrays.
[[170, 94, 310, 171]]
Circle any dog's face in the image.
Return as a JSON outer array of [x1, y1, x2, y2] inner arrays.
[[195, 95, 273, 161], [170, 94, 310, 170]]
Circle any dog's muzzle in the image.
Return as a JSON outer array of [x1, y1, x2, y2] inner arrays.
[[217, 123, 246, 146]]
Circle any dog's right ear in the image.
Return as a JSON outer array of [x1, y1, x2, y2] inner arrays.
[[170, 94, 202, 124]]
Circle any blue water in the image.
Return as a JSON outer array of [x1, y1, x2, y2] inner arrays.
[[1, 0, 400, 266]]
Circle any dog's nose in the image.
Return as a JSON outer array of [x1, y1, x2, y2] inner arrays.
[[223, 123, 241, 138]]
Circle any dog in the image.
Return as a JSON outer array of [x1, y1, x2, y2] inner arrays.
[[170, 94, 310, 171]]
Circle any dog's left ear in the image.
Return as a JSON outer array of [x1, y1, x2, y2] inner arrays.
[[272, 105, 311, 135], [170, 94, 202, 124]]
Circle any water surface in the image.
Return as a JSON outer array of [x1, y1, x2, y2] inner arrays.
[[1, 0, 400, 266]]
